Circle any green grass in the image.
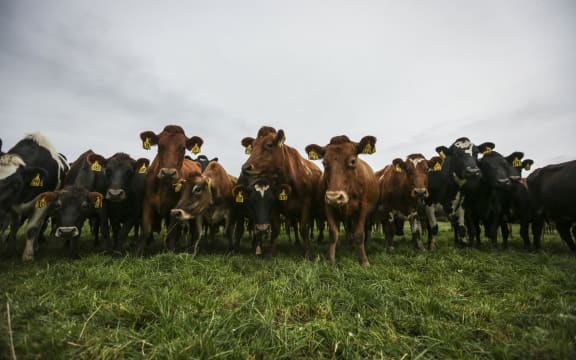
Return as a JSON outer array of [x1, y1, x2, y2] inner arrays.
[[1, 223, 575, 359]]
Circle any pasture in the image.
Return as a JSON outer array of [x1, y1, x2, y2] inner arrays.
[[1, 223, 575, 359]]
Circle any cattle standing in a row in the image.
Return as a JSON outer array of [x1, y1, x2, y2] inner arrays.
[[376, 154, 430, 250], [0, 133, 69, 258], [241, 126, 322, 257], [138, 125, 204, 255], [306, 135, 379, 267]]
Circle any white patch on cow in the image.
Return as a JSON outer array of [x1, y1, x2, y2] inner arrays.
[[26, 133, 69, 185], [425, 204, 438, 229], [254, 184, 270, 198], [0, 154, 26, 180], [450, 191, 464, 218], [408, 158, 425, 166], [409, 215, 421, 235], [453, 139, 474, 155]]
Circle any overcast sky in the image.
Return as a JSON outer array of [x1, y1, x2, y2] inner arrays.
[[1, 0, 574, 175]]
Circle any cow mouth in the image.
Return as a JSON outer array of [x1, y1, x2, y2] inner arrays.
[[325, 191, 349, 206], [170, 208, 193, 221], [55, 226, 80, 238]]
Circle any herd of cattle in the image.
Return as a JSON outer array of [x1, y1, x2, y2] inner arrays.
[[0, 125, 574, 266]]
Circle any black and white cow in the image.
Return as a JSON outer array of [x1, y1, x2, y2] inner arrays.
[[0, 133, 68, 257], [424, 137, 482, 247], [527, 160, 576, 253]]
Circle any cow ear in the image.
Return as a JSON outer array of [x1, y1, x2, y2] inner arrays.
[[392, 158, 405, 172], [505, 152, 524, 167], [88, 192, 104, 209], [478, 142, 496, 155], [304, 144, 324, 160], [275, 130, 286, 148], [22, 167, 48, 188], [140, 131, 158, 150], [87, 154, 106, 172], [357, 136, 377, 155], [210, 157, 219, 163], [435, 146, 449, 158], [278, 184, 292, 201], [186, 136, 204, 155], [35, 191, 58, 209], [522, 159, 534, 171], [232, 185, 246, 203], [241, 137, 254, 154], [135, 158, 150, 174]]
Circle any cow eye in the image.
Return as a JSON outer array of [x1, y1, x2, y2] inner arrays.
[[54, 201, 62, 209], [348, 158, 357, 168], [192, 185, 203, 194]]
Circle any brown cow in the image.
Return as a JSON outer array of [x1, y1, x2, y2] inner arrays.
[[138, 125, 204, 255], [305, 135, 379, 267], [170, 161, 236, 255], [241, 126, 322, 257], [376, 154, 431, 251]]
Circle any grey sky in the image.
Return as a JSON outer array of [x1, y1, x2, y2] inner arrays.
[[1, 0, 574, 174]]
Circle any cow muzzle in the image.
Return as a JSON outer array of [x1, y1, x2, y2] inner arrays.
[[55, 226, 79, 238], [158, 168, 178, 179], [106, 188, 126, 202], [255, 223, 271, 233], [463, 166, 481, 178], [170, 208, 191, 221], [411, 188, 429, 199], [325, 191, 349, 206]]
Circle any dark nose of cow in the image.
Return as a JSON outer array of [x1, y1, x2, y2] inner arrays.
[[464, 166, 481, 178], [55, 226, 79, 238], [242, 163, 254, 175], [106, 188, 126, 201], [255, 224, 271, 233], [411, 188, 429, 199], [159, 168, 177, 179], [170, 209, 185, 220]]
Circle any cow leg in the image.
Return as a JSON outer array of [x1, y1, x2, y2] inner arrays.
[[231, 217, 245, 254], [300, 205, 312, 259], [531, 216, 544, 251], [5, 211, 21, 256], [22, 206, 50, 261], [191, 217, 203, 256], [424, 205, 438, 251], [354, 216, 370, 267], [137, 206, 154, 256], [557, 221, 576, 253], [500, 222, 510, 249], [68, 235, 80, 259], [327, 217, 340, 265], [519, 219, 530, 250]]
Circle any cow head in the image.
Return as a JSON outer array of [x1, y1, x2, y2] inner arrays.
[[0, 154, 48, 211], [241, 126, 286, 176], [232, 177, 291, 233], [402, 154, 430, 199], [478, 143, 516, 189], [140, 125, 203, 180], [437, 137, 481, 185], [103, 153, 137, 202], [306, 135, 376, 206], [504, 151, 533, 178], [170, 172, 211, 221], [36, 186, 103, 239]]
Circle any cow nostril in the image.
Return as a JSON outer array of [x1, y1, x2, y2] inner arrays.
[[242, 164, 254, 174], [170, 209, 183, 219]]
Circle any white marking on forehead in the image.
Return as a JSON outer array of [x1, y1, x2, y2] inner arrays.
[[254, 184, 270, 198], [408, 158, 425, 166], [453, 139, 474, 155], [0, 154, 26, 180]]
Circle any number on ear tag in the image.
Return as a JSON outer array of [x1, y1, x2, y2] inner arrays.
[[174, 182, 183, 193], [512, 157, 522, 167], [433, 162, 442, 171], [191, 144, 201, 154], [439, 150, 446, 159], [279, 189, 288, 201], [143, 137, 152, 150], [308, 151, 319, 160], [363, 143, 375, 154], [94, 195, 103, 209], [138, 163, 147, 174], [245, 144, 252, 155], [35, 196, 47, 208], [91, 160, 102, 172], [235, 191, 244, 203], [30, 173, 43, 187], [483, 147, 492, 154], [395, 164, 403, 173]]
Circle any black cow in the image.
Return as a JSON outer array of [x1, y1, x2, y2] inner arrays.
[[232, 176, 291, 255], [424, 137, 482, 247], [187, 155, 219, 172], [528, 160, 576, 253], [29, 186, 104, 259], [0, 133, 68, 257]]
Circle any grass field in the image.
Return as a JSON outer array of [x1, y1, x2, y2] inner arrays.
[[1, 223, 575, 359]]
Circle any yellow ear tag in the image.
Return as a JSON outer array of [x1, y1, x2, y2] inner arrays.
[[512, 157, 522, 167], [206, 178, 212, 191], [245, 144, 252, 155], [308, 151, 319, 160], [277, 137, 285, 148], [191, 144, 201, 155], [91, 160, 102, 172], [483, 147, 492, 154], [433, 162, 442, 171], [94, 195, 103, 209], [279, 189, 288, 201], [143, 137, 151, 150], [235, 191, 244, 203], [395, 164, 403, 173], [439, 150, 446, 159], [524, 163, 531, 171], [174, 182, 183, 193], [363, 143, 375, 154], [35, 196, 46, 208], [138, 163, 147, 174], [30, 173, 43, 187]]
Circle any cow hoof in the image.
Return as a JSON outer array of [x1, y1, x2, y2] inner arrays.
[[22, 253, 34, 262], [360, 261, 370, 267]]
